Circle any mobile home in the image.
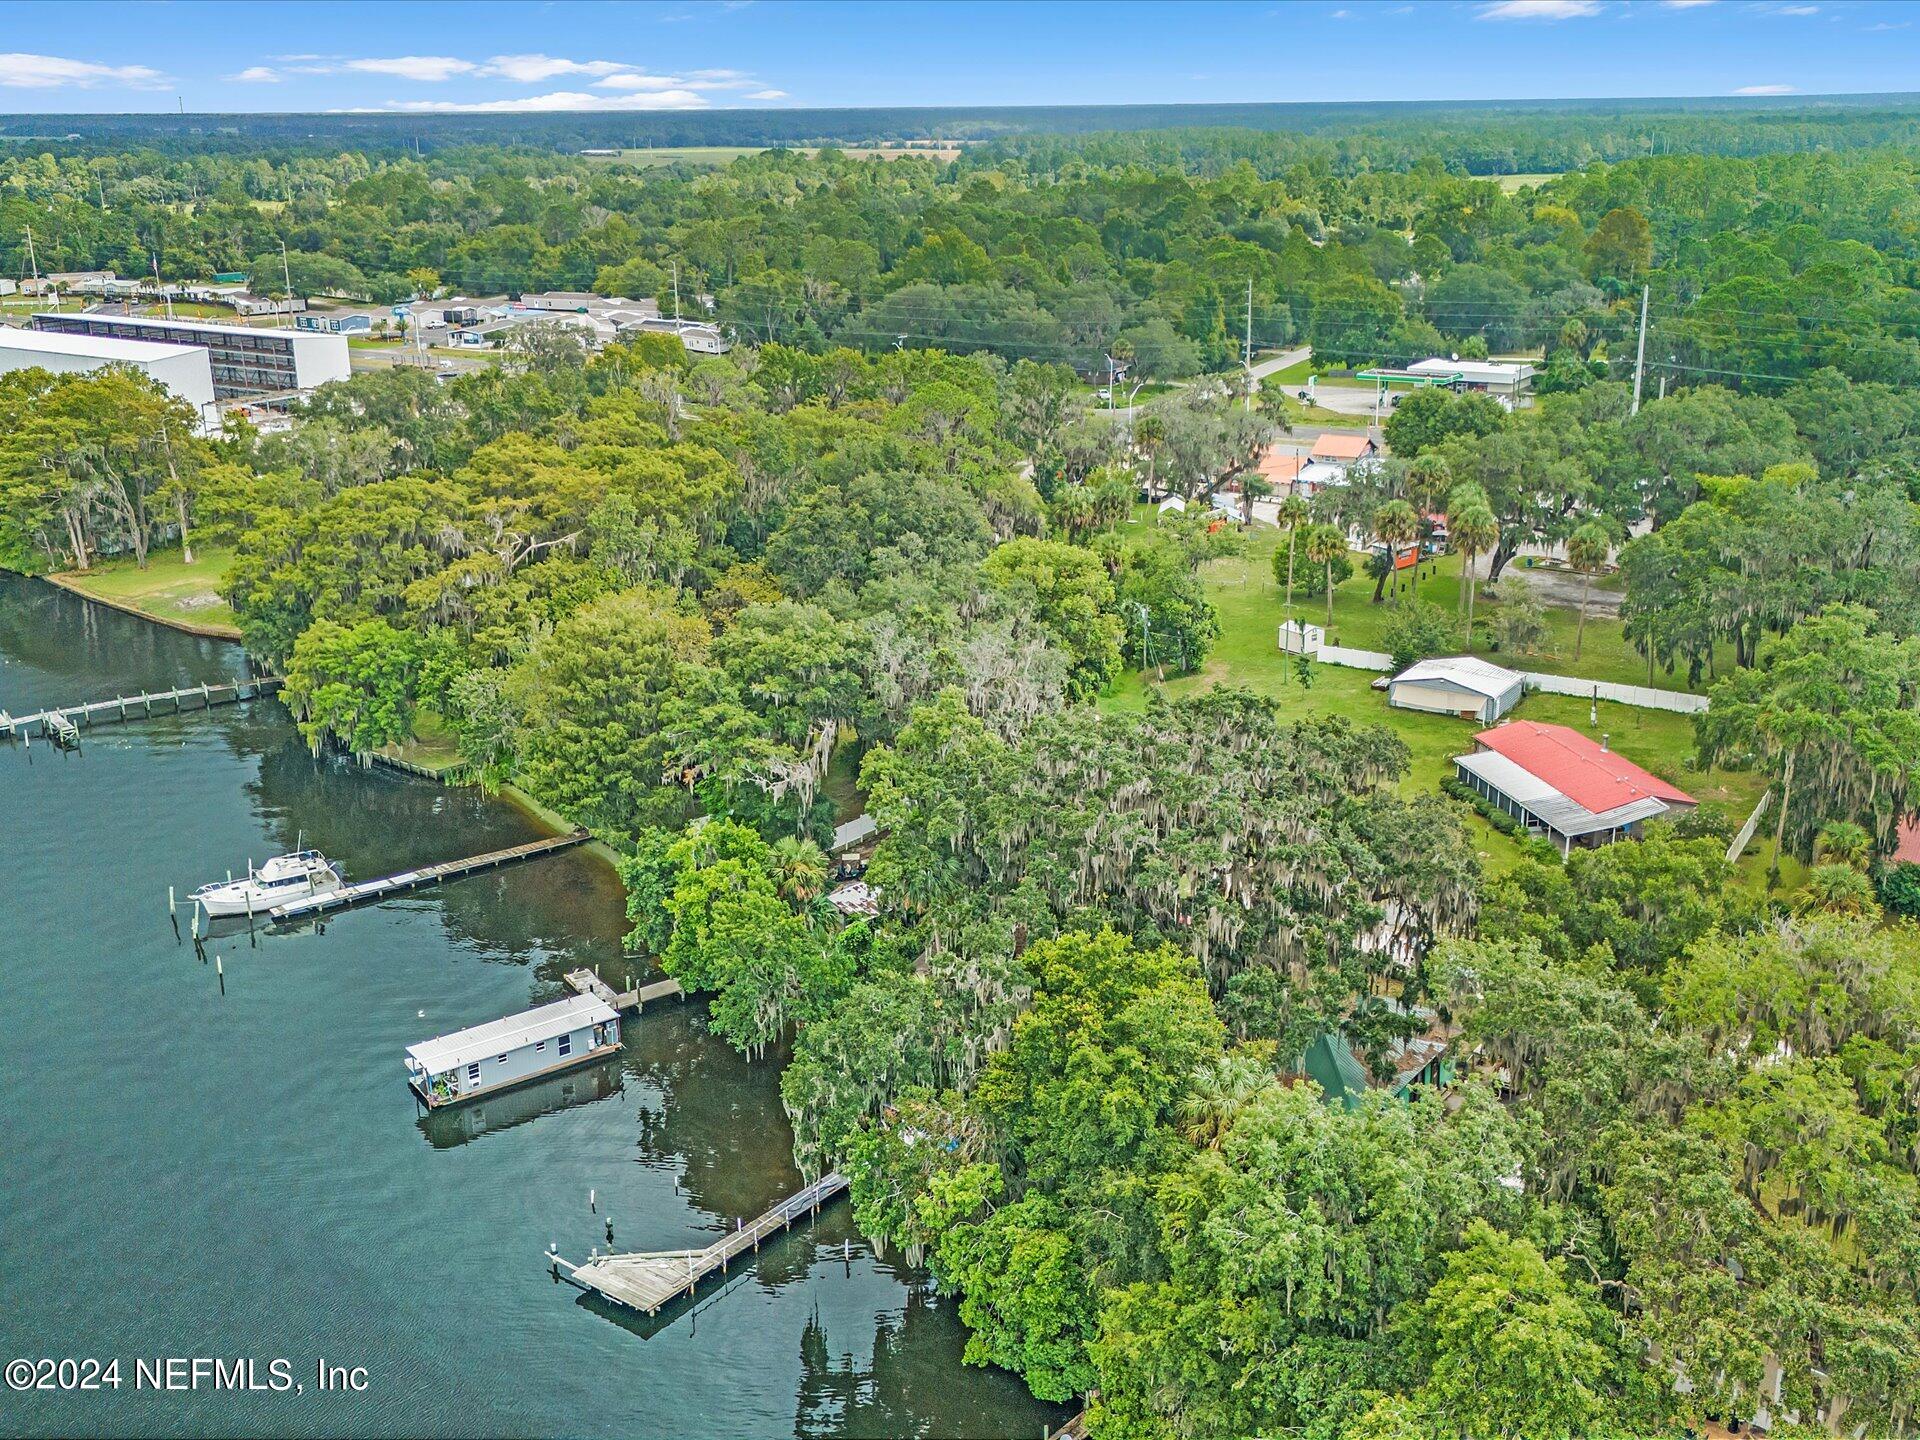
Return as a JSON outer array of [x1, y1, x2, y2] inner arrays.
[[404, 994, 621, 1108]]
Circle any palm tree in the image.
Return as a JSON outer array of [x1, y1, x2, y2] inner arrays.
[[1374, 500, 1420, 605], [1796, 862, 1877, 916], [1176, 1054, 1275, 1151], [1306, 524, 1346, 628], [1278, 494, 1311, 610], [1451, 503, 1499, 647], [1133, 412, 1165, 495], [1816, 819, 1874, 872], [1405, 454, 1452, 585], [769, 835, 829, 910], [1566, 520, 1612, 660]]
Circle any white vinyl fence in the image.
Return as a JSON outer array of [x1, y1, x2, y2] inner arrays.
[[1290, 633, 1711, 715], [1318, 644, 1394, 670], [1726, 791, 1773, 864], [1521, 671, 1709, 715]]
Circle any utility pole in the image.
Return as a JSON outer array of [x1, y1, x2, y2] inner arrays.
[[1630, 283, 1649, 415], [1243, 276, 1254, 413], [280, 239, 294, 329], [671, 260, 681, 323]]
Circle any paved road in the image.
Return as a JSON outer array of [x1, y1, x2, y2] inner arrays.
[[1250, 345, 1312, 381]]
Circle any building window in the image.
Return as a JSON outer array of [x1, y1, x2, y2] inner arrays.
[[535, 1040, 545, 1052], [558, 1034, 572, 1057], [466, 1063, 480, 1083], [496, 1054, 507, 1064]]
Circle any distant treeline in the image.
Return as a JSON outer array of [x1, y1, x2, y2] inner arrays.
[[9, 93, 1920, 170]]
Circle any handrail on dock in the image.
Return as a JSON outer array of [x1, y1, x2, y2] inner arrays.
[[270, 830, 589, 920], [1, 676, 282, 744], [549, 1172, 849, 1317]]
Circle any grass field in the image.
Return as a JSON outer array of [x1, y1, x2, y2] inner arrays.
[[1494, 172, 1564, 192], [1214, 525, 1719, 694], [1105, 516, 1787, 885], [52, 545, 239, 635], [1261, 355, 1317, 386]]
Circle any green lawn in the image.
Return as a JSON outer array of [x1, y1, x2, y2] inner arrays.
[[1494, 172, 1565, 193], [1215, 526, 1723, 694], [1105, 519, 1781, 883], [53, 545, 238, 635], [1261, 356, 1317, 386], [375, 709, 467, 777]]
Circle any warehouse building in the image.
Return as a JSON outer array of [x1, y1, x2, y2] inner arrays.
[[0, 326, 217, 427], [31, 312, 348, 399]]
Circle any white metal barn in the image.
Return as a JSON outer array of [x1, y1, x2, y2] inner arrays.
[[1387, 656, 1525, 723]]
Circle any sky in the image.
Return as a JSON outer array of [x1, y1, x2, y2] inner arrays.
[[0, 0, 1915, 114]]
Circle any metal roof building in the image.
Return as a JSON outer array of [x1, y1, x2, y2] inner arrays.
[[1454, 720, 1695, 855], [0, 326, 217, 425], [1387, 656, 1526, 723]]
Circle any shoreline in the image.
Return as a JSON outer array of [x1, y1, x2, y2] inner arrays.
[[21, 566, 620, 869], [38, 569, 245, 641]]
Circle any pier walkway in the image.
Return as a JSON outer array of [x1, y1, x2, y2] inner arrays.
[[270, 831, 588, 920], [563, 968, 685, 1013], [549, 1172, 848, 1316], [1, 676, 282, 744]]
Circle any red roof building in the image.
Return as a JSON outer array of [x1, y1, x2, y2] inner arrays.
[[1474, 720, 1696, 812], [1453, 720, 1695, 856], [1309, 431, 1377, 463]]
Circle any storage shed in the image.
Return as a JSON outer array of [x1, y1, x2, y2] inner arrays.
[[1387, 656, 1525, 723], [405, 994, 620, 1109]]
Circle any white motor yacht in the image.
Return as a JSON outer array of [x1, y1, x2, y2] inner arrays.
[[191, 849, 344, 918]]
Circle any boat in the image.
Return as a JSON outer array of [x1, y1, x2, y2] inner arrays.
[[191, 849, 344, 918]]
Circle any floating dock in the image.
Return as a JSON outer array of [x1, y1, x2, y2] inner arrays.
[[562, 968, 685, 1014], [1, 676, 282, 744], [548, 1172, 848, 1316], [270, 830, 589, 920]]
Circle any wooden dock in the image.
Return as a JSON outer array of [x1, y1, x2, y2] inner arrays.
[[549, 1172, 848, 1316], [270, 831, 589, 920], [562, 968, 685, 1014], [0, 676, 281, 744]]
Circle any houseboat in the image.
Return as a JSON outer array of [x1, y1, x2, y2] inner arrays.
[[404, 994, 622, 1109]]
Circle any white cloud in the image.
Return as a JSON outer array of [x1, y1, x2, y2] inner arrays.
[[482, 53, 628, 82], [1733, 83, 1796, 93], [228, 66, 281, 83], [0, 52, 168, 89], [595, 72, 696, 91], [1477, 0, 1602, 17], [343, 55, 478, 82], [746, 88, 788, 100], [360, 88, 713, 112], [1660, 0, 1714, 7], [1775, 4, 1818, 12]]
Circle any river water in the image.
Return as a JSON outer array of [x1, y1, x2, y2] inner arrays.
[[0, 575, 1060, 1440]]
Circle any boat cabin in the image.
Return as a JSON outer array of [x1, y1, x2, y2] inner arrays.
[[405, 994, 621, 1109]]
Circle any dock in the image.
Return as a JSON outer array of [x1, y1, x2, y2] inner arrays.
[[1, 676, 282, 744], [549, 1172, 848, 1316], [562, 968, 685, 1013], [270, 830, 589, 920]]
